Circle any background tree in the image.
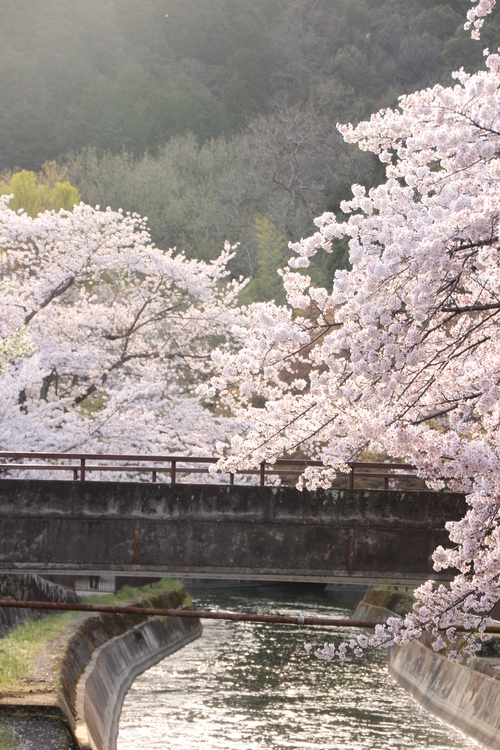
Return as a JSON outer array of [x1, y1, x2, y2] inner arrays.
[[238, 217, 291, 306], [0, 162, 80, 216], [67, 138, 251, 264], [0, 198, 245, 457], [2, 0, 490, 301]]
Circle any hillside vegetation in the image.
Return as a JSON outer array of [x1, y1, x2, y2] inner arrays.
[[1, 0, 498, 297]]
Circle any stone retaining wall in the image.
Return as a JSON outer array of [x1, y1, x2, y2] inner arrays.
[[0, 580, 201, 750], [388, 639, 500, 749]]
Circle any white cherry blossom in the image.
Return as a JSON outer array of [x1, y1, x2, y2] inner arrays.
[[208, 9, 500, 654], [0, 198, 246, 463]]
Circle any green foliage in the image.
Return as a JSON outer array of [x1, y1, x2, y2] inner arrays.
[[442, 21, 500, 73], [0, 0, 478, 173], [220, 47, 270, 126], [0, 723, 21, 750], [82, 577, 183, 605], [49, 181, 81, 212], [0, 612, 78, 691], [0, 0, 487, 305], [0, 0, 278, 170], [332, 46, 374, 97], [68, 63, 228, 155], [238, 216, 329, 304], [323, 237, 351, 287], [0, 163, 80, 216], [413, 5, 462, 40], [239, 217, 290, 305], [67, 138, 246, 262], [0, 326, 34, 374]]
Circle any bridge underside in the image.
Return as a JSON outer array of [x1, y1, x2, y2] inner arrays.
[[0, 480, 467, 584]]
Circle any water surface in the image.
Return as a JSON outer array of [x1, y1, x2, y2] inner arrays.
[[0, 710, 77, 750], [117, 585, 480, 749]]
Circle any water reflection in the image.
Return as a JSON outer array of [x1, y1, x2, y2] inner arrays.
[[117, 585, 480, 750], [0, 711, 77, 750]]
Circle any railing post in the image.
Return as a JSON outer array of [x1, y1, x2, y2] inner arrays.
[[260, 461, 266, 487], [152, 470, 157, 483], [348, 465, 354, 490], [80, 458, 86, 482], [171, 460, 176, 485], [73, 469, 78, 481], [384, 476, 389, 491], [229, 472, 234, 486]]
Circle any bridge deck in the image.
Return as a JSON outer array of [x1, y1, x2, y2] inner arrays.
[[0, 480, 466, 583]]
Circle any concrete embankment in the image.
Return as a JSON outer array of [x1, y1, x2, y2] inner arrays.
[[388, 638, 500, 749], [76, 615, 201, 750], [354, 588, 500, 749], [0, 578, 201, 750], [0, 573, 80, 636]]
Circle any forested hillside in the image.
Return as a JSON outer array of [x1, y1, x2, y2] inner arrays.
[[1, 0, 498, 295]]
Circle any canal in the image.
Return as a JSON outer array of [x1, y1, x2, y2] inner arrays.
[[117, 584, 480, 749]]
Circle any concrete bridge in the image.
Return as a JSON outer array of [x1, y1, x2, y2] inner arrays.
[[0, 479, 467, 585]]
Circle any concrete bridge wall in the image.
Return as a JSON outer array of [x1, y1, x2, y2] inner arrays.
[[0, 480, 467, 583]]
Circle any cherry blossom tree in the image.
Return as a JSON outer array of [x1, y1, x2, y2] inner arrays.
[[0, 197, 246, 463], [205, 1, 500, 656]]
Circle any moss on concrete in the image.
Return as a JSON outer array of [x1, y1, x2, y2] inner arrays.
[[81, 577, 185, 607], [360, 586, 415, 616]]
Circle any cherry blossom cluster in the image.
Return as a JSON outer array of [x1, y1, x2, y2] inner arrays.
[[465, 0, 498, 38], [0, 198, 247, 468], [207, 35, 500, 652]]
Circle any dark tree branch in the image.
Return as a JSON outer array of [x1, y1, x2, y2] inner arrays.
[[24, 276, 75, 325]]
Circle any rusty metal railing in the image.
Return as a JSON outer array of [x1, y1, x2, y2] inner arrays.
[[75, 574, 116, 594], [0, 451, 417, 489], [0, 599, 498, 633]]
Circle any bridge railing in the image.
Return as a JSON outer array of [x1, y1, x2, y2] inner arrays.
[[0, 451, 419, 490]]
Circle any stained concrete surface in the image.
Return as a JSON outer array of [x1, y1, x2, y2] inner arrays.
[[0, 480, 466, 582]]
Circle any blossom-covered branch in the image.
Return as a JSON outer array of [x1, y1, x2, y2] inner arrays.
[[465, 0, 499, 38], [207, 35, 500, 656]]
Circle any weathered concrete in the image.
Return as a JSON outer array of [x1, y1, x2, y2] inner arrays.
[[0, 479, 467, 583], [355, 588, 500, 749], [388, 641, 500, 749], [75, 617, 201, 750], [352, 587, 415, 622], [0, 573, 80, 636]]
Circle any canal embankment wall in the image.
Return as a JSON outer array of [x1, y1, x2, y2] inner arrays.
[[0, 573, 80, 636], [0, 576, 201, 750], [75, 616, 201, 750], [354, 589, 500, 749]]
